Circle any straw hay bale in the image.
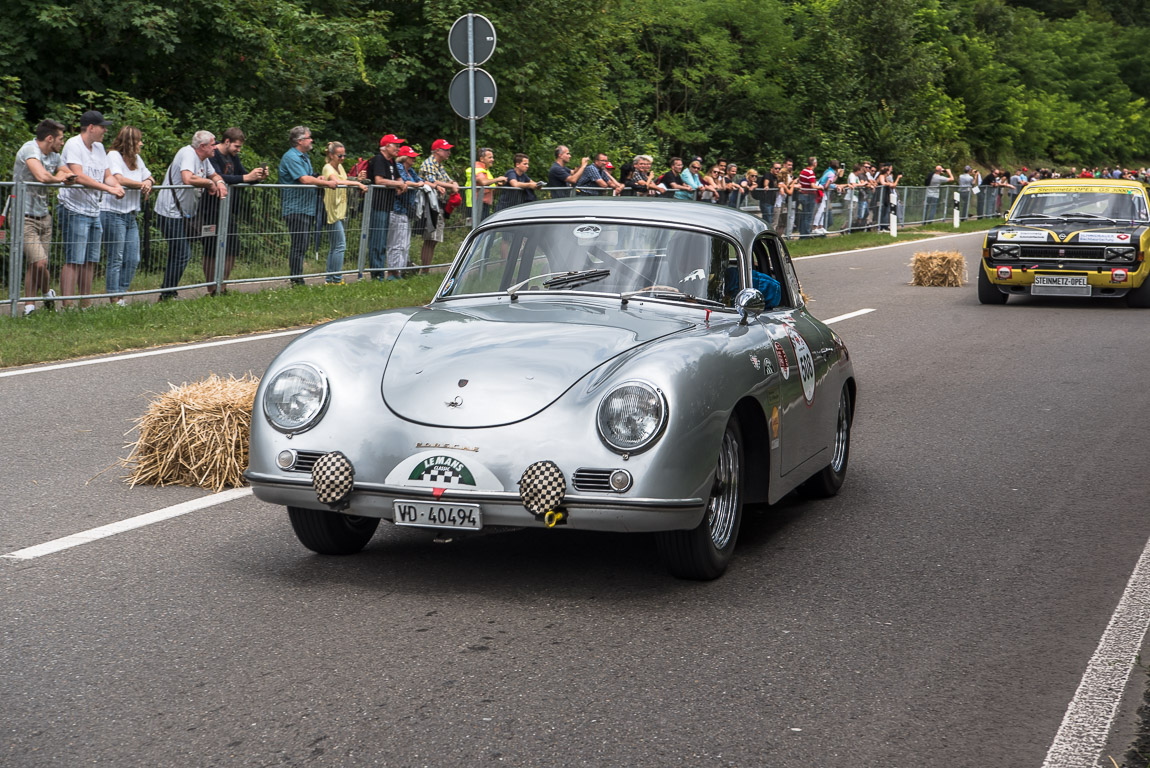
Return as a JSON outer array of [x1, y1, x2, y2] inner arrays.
[[910, 250, 967, 287], [123, 373, 260, 492]]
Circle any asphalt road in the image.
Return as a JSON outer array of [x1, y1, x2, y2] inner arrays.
[[3, 230, 1150, 767]]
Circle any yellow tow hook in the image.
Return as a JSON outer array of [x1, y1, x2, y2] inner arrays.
[[544, 509, 566, 528]]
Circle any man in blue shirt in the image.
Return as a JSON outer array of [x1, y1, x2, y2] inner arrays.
[[278, 126, 336, 285], [577, 153, 622, 195]]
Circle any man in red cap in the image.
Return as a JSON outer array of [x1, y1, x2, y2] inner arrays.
[[367, 134, 409, 280], [385, 145, 426, 279], [418, 138, 460, 271]]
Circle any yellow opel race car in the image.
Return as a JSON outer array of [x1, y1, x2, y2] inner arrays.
[[979, 178, 1150, 306]]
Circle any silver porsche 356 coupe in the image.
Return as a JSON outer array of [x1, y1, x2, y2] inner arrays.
[[246, 199, 856, 579]]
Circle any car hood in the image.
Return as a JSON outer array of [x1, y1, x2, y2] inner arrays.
[[381, 299, 695, 427], [991, 222, 1146, 244]]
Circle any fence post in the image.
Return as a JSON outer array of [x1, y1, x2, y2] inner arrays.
[[358, 186, 374, 280], [9, 182, 26, 317], [214, 188, 231, 295]]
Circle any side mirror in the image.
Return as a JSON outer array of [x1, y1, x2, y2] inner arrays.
[[735, 288, 766, 325]]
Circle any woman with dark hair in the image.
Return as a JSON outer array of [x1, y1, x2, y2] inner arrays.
[[100, 125, 153, 304]]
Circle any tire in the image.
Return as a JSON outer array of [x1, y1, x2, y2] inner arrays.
[[1127, 280, 1150, 307], [798, 385, 852, 499], [656, 418, 744, 580], [978, 266, 1008, 305], [287, 506, 380, 555]]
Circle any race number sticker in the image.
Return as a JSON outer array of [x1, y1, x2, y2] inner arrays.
[[788, 329, 816, 405], [773, 341, 790, 380]]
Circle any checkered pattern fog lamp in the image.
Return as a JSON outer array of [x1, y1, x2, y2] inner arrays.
[[518, 461, 566, 517], [312, 451, 355, 508]]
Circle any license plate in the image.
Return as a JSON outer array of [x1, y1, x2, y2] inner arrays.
[[1032, 274, 1090, 296], [393, 500, 482, 530]]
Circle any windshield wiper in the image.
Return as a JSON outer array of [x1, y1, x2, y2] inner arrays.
[[1062, 212, 1117, 223], [507, 269, 610, 300], [543, 268, 610, 289], [1011, 213, 1057, 220], [620, 289, 724, 308]]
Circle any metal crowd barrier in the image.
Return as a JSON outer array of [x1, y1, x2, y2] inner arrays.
[[5, 176, 1018, 316]]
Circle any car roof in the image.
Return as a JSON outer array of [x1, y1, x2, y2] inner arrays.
[[1022, 178, 1146, 192], [480, 198, 771, 242]]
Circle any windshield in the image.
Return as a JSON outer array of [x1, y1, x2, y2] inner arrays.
[[1011, 186, 1149, 222], [442, 222, 739, 305]]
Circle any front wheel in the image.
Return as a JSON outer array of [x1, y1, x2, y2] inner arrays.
[[798, 384, 852, 499], [978, 266, 1008, 305], [288, 506, 380, 555], [656, 418, 743, 580], [1127, 280, 1150, 307]]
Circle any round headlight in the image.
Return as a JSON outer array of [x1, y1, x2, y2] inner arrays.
[[596, 381, 667, 453], [263, 363, 329, 433]]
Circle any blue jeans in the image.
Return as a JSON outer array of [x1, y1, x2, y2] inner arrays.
[[368, 209, 391, 280], [101, 210, 140, 294], [159, 214, 193, 298], [326, 219, 346, 283], [797, 193, 815, 236], [61, 206, 102, 265], [854, 199, 869, 229], [284, 213, 312, 285]]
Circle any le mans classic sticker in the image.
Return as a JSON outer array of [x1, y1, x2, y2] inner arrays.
[[385, 452, 504, 490], [788, 329, 817, 405]]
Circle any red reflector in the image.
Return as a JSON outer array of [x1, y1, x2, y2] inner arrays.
[[997, 266, 1012, 279], [1112, 268, 1128, 283]]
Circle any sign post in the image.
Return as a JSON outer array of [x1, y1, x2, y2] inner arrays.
[[448, 14, 497, 231]]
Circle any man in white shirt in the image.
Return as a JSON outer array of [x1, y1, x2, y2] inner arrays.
[[12, 119, 76, 314], [59, 110, 125, 308], [155, 131, 227, 300]]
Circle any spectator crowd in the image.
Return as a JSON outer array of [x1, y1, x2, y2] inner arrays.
[[9, 111, 1150, 314]]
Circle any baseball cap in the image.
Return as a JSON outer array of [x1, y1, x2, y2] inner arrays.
[[379, 133, 405, 146], [398, 146, 420, 158], [605, 161, 614, 169], [964, 165, 972, 172], [79, 110, 112, 128], [431, 139, 454, 151]]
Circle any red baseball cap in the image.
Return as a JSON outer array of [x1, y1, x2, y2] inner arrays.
[[605, 161, 615, 169], [398, 145, 420, 158], [431, 139, 454, 151], [379, 134, 405, 146]]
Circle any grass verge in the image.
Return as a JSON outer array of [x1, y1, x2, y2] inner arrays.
[[0, 219, 1000, 368]]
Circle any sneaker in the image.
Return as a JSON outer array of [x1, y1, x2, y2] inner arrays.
[[23, 304, 35, 316], [115, 298, 127, 307], [44, 288, 56, 311]]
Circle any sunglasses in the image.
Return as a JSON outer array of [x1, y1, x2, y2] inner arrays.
[[335, 153, 346, 158]]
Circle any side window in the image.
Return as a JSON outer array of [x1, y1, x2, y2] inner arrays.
[[751, 235, 794, 308]]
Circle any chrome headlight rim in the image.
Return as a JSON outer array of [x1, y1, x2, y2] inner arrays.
[[596, 379, 668, 455], [262, 362, 330, 435]]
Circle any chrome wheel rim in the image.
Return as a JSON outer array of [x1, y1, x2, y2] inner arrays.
[[830, 389, 850, 473], [706, 428, 740, 549]]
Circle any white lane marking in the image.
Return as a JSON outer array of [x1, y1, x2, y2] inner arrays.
[[1041, 535, 1150, 768], [797, 230, 984, 259], [0, 329, 307, 379], [1, 487, 253, 561], [823, 308, 875, 325]]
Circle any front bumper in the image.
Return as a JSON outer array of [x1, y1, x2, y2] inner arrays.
[[981, 258, 1149, 296], [245, 471, 706, 533]]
